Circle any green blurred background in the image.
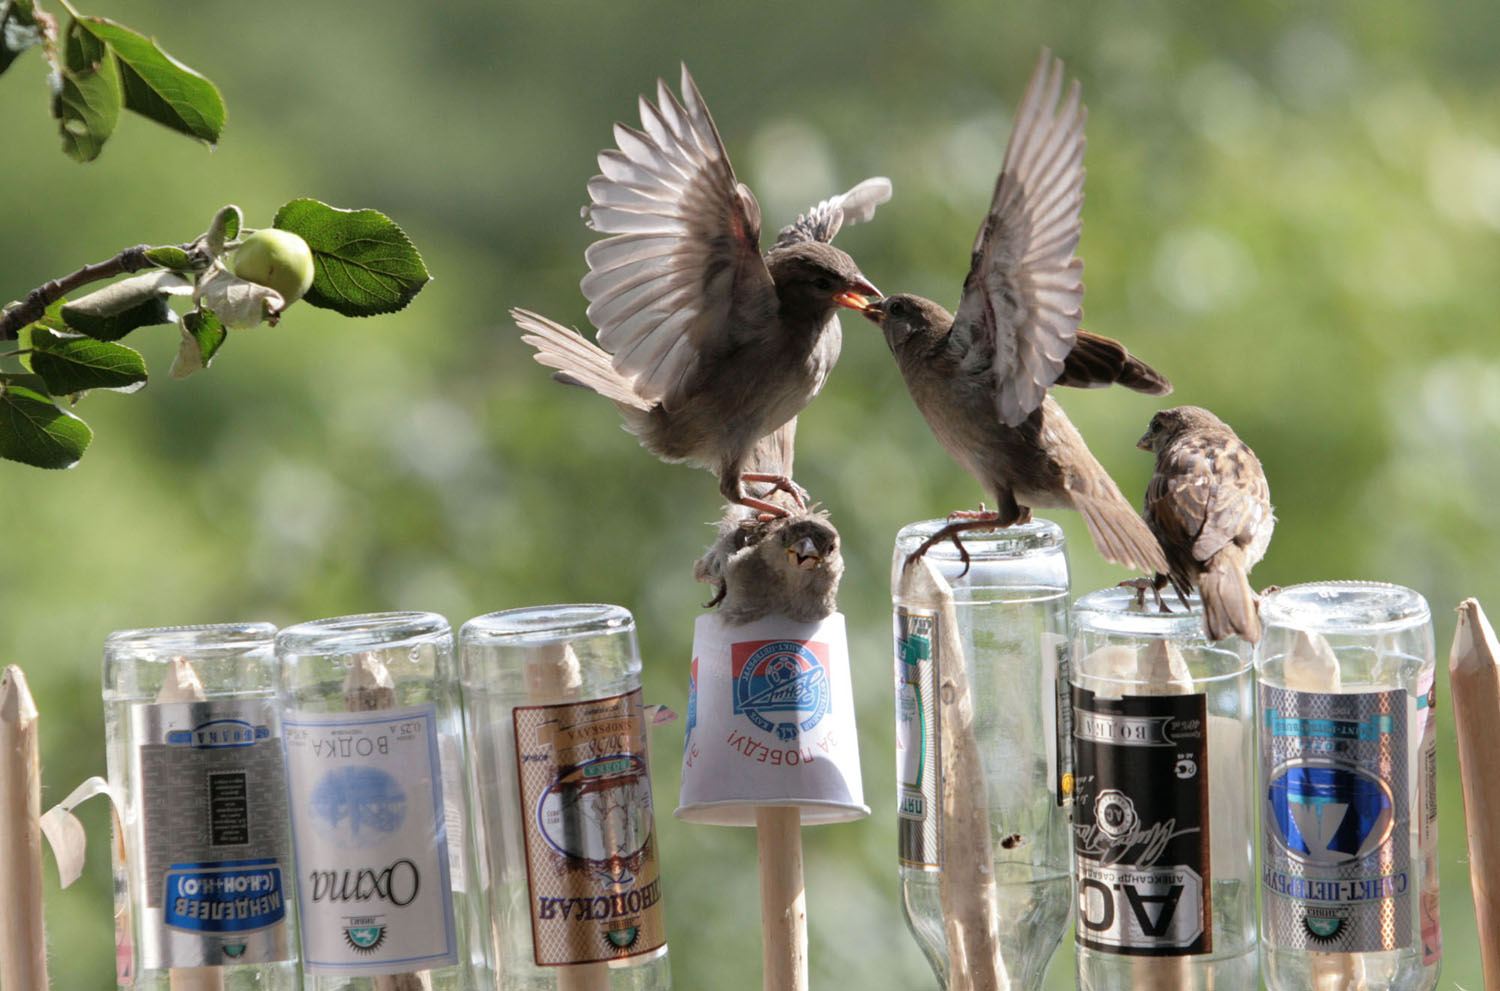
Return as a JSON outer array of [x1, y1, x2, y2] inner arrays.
[[3, 0, 1497, 986]]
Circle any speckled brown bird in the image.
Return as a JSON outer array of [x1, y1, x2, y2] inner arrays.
[[693, 510, 843, 625], [1138, 405, 1275, 643], [514, 66, 889, 517], [859, 49, 1169, 573]]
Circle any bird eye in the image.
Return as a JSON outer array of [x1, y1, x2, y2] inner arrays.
[[889, 299, 907, 317], [814, 276, 834, 291]]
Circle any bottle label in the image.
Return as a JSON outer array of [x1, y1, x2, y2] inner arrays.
[[135, 698, 292, 968], [513, 688, 667, 965], [1052, 638, 1075, 806], [1260, 685, 1411, 952], [1417, 671, 1441, 965], [282, 704, 458, 976], [1071, 685, 1211, 956], [895, 607, 941, 869]]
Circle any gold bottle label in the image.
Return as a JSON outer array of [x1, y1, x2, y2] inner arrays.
[[513, 688, 666, 965]]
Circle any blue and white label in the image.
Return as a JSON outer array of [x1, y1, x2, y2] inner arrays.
[[1260, 684, 1411, 952], [134, 698, 293, 967], [283, 704, 458, 976], [731, 639, 832, 740]]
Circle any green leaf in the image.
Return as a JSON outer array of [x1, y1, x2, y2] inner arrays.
[[60, 270, 185, 340], [273, 199, 431, 317], [0, 384, 91, 469], [145, 245, 192, 270], [30, 328, 148, 394], [72, 16, 224, 144], [54, 16, 123, 162], [207, 205, 242, 257], [1, 0, 42, 77], [186, 308, 225, 362]]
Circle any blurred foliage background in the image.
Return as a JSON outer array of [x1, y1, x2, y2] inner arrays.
[[3, 0, 1497, 987]]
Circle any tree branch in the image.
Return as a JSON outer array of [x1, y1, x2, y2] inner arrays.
[[0, 245, 155, 341]]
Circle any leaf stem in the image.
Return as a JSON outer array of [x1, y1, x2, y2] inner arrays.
[[0, 244, 153, 341]]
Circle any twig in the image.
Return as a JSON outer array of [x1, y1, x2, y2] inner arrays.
[[155, 659, 225, 991], [0, 665, 49, 991], [0, 245, 155, 340], [900, 557, 1010, 991], [344, 654, 433, 991], [1450, 599, 1500, 989]]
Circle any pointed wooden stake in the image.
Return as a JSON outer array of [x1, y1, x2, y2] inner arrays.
[[0, 665, 48, 991]]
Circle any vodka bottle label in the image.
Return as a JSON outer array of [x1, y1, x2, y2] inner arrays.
[[895, 607, 941, 869], [1260, 685, 1411, 951], [513, 688, 666, 965], [135, 698, 292, 967], [283, 704, 458, 975], [1072, 686, 1212, 955]]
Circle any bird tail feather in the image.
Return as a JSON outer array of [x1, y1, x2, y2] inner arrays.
[[1054, 329, 1172, 396], [1072, 482, 1170, 575], [1199, 544, 1261, 643], [511, 308, 652, 411]]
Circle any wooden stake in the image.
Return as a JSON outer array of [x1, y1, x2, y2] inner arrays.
[[1450, 599, 1500, 990], [1284, 631, 1366, 990], [901, 558, 1010, 991], [523, 643, 610, 991], [344, 654, 435, 991], [0, 665, 48, 991], [756, 806, 807, 991], [154, 659, 225, 991]]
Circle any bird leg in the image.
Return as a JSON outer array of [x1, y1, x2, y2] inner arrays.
[[740, 472, 809, 509], [703, 581, 728, 610], [1118, 576, 1174, 613], [903, 511, 1004, 579]]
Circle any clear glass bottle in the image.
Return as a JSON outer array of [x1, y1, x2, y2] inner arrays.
[[1070, 586, 1258, 989], [891, 519, 1073, 991], [103, 622, 297, 990], [276, 611, 480, 990], [458, 604, 671, 991], [1255, 582, 1441, 991]]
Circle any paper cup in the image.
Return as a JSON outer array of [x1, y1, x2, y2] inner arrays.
[[676, 611, 868, 826]]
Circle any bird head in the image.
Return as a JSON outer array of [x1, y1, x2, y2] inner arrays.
[[766, 241, 881, 320], [1138, 405, 1227, 452], [858, 292, 950, 353], [776, 516, 840, 572]]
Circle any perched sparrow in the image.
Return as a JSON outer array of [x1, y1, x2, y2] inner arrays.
[[694, 510, 843, 625], [860, 49, 1168, 573], [514, 66, 888, 517], [1138, 405, 1274, 643]]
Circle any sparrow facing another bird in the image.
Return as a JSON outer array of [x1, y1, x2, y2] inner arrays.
[[694, 510, 844, 625], [515, 66, 889, 517], [1138, 405, 1275, 643], [859, 49, 1169, 574]]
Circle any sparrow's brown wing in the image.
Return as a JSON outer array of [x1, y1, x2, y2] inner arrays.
[[774, 177, 893, 246], [581, 65, 777, 411], [1150, 433, 1271, 564], [1054, 329, 1172, 395], [951, 47, 1087, 427]]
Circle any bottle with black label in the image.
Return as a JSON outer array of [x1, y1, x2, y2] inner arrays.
[[1255, 582, 1441, 991], [277, 611, 480, 990], [1070, 586, 1257, 989], [891, 519, 1073, 991], [103, 622, 298, 989], [457, 604, 671, 990]]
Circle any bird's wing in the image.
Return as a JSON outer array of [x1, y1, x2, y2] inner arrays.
[[774, 177, 893, 246], [951, 48, 1087, 427], [582, 65, 778, 410], [1153, 436, 1271, 563]]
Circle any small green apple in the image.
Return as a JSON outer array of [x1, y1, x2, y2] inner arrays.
[[231, 229, 315, 304]]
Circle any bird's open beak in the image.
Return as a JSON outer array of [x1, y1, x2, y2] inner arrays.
[[833, 275, 881, 312], [858, 299, 884, 324], [786, 537, 825, 570]]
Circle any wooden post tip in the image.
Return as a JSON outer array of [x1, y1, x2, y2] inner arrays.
[[0, 665, 38, 723], [1450, 597, 1498, 676]]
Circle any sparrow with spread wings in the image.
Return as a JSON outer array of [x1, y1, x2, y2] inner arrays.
[[860, 48, 1170, 574], [514, 66, 889, 517]]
